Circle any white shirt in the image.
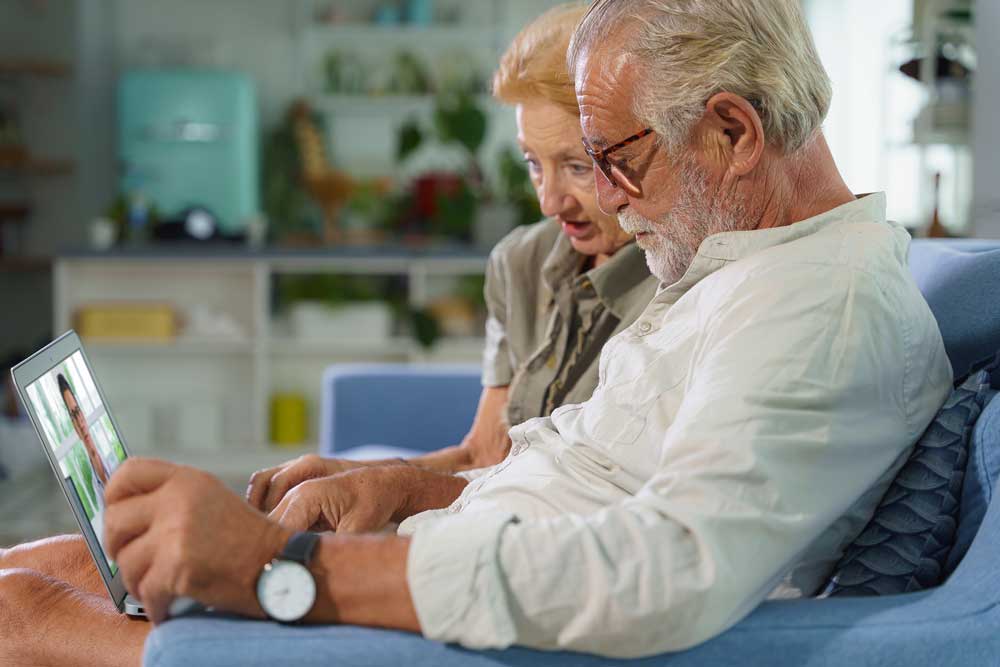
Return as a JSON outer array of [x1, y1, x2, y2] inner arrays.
[[400, 193, 952, 658]]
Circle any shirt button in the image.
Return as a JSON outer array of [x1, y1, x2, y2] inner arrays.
[[637, 321, 653, 334]]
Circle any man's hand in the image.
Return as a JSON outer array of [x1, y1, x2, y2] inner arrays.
[[269, 468, 402, 533], [271, 466, 469, 534], [104, 458, 293, 624], [247, 454, 365, 512]]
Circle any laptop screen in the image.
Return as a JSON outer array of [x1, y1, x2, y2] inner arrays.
[[23, 349, 127, 575]]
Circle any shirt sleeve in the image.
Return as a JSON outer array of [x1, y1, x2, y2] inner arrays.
[[481, 242, 514, 387], [406, 262, 949, 657]]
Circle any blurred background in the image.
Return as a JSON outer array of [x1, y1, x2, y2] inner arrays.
[[0, 0, 995, 541]]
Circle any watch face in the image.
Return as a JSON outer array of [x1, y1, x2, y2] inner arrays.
[[256, 560, 317, 622]]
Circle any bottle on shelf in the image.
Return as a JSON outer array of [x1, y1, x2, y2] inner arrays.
[[927, 172, 952, 238]]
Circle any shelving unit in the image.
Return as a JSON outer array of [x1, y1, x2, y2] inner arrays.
[[291, 1, 516, 179], [912, 0, 974, 232], [53, 248, 488, 475]]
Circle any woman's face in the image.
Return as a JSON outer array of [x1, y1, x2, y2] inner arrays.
[[516, 100, 633, 260]]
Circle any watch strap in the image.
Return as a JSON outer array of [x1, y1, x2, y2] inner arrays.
[[280, 531, 321, 566]]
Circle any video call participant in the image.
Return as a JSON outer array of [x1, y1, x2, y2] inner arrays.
[[58, 373, 113, 512]]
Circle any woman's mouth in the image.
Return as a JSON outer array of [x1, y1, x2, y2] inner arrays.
[[560, 219, 594, 239]]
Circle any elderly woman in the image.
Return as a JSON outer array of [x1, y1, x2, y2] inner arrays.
[[0, 6, 654, 664], [243, 2, 656, 511]]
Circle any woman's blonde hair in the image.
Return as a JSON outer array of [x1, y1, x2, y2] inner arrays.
[[493, 2, 588, 114]]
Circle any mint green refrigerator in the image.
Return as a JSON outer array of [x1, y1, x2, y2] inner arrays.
[[118, 70, 259, 235]]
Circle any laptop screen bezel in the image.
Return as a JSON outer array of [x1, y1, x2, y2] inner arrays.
[[10, 330, 131, 611]]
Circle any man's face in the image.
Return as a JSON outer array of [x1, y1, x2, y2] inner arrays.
[[576, 47, 750, 283]]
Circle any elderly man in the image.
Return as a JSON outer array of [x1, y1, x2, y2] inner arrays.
[[0, 0, 951, 663]]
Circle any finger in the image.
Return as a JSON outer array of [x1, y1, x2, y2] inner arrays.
[[269, 492, 319, 532], [264, 467, 313, 513], [104, 492, 158, 559], [136, 558, 177, 625], [114, 531, 158, 600], [105, 458, 178, 505], [246, 466, 280, 510]]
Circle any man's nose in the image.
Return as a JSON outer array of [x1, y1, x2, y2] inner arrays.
[[594, 167, 628, 215]]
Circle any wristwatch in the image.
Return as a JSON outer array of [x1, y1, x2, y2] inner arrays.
[[256, 531, 320, 623]]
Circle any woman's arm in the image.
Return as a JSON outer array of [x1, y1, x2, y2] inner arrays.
[[406, 385, 511, 473]]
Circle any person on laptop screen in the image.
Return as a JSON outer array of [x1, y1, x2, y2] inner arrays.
[[57, 372, 114, 510]]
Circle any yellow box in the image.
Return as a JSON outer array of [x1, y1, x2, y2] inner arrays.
[[75, 303, 178, 341]]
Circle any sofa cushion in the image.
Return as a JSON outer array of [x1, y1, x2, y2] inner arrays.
[[945, 384, 1000, 573], [908, 242, 1000, 379], [822, 367, 994, 596]]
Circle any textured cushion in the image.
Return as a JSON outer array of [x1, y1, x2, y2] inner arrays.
[[945, 386, 1000, 573], [908, 241, 1000, 379], [823, 367, 994, 596]]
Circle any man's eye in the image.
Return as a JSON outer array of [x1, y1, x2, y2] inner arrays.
[[568, 163, 592, 176], [524, 157, 541, 174], [610, 156, 635, 177]]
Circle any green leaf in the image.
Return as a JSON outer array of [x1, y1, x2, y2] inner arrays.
[[397, 119, 423, 162], [432, 93, 487, 156]]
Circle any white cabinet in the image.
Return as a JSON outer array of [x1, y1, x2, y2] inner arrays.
[[53, 249, 486, 476]]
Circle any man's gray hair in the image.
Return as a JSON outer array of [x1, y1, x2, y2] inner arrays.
[[568, 0, 832, 154]]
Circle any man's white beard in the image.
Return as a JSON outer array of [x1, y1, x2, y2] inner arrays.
[[618, 156, 749, 284]]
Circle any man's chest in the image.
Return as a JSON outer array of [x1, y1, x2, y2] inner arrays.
[[548, 311, 702, 485]]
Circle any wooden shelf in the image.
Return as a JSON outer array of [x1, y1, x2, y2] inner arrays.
[[0, 256, 51, 273], [0, 203, 31, 220], [307, 23, 498, 49], [84, 337, 255, 355], [0, 157, 75, 177], [0, 60, 71, 78], [313, 93, 497, 117]]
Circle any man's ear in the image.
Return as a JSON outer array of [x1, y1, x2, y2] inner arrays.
[[700, 92, 765, 177]]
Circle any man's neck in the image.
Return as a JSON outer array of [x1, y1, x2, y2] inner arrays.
[[753, 133, 855, 231]]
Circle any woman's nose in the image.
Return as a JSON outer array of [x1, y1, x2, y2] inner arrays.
[[538, 176, 569, 218]]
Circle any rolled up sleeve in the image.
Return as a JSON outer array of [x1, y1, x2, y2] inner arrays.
[[407, 511, 521, 648], [481, 245, 514, 387]]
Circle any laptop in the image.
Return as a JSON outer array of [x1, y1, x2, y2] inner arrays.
[[10, 331, 146, 617]]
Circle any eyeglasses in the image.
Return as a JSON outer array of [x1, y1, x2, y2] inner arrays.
[[581, 127, 655, 193]]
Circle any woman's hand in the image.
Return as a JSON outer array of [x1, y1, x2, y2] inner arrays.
[[246, 454, 364, 512]]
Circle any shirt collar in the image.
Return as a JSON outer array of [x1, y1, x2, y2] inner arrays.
[[659, 192, 887, 297], [542, 227, 653, 320]]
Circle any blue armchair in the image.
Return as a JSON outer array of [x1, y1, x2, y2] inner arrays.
[[145, 240, 1000, 666]]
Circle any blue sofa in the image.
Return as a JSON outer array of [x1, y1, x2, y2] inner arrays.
[[145, 240, 1000, 666]]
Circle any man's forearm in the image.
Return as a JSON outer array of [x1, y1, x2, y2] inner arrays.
[[305, 534, 420, 632]]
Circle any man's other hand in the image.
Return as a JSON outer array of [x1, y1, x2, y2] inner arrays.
[[247, 454, 363, 513], [104, 458, 293, 624], [268, 468, 404, 534]]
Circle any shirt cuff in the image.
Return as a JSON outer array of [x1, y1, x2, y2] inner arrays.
[[407, 511, 520, 649], [455, 466, 494, 482]]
